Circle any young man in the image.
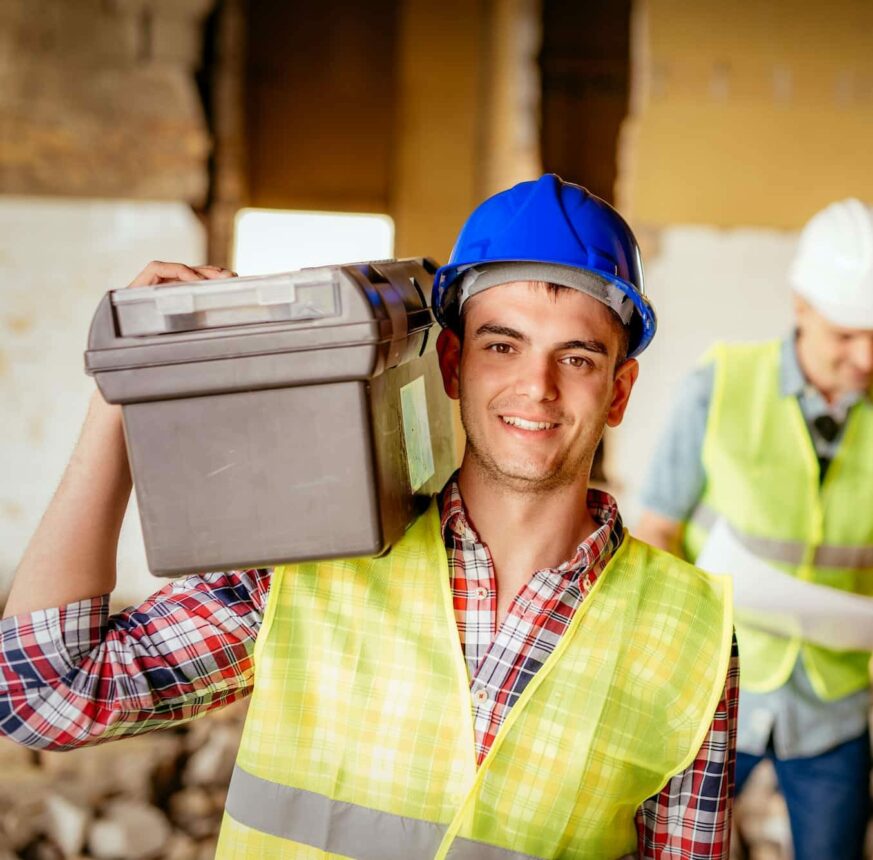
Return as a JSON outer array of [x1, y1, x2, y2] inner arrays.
[[2, 174, 737, 858], [636, 198, 873, 860]]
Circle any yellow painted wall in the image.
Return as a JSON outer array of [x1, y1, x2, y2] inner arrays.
[[391, 0, 490, 263], [620, 0, 873, 228]]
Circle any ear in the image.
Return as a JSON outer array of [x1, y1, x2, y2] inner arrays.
[[606, 358, 640, 427], [436, 328, 462, 400], [793, 293, 810, 330]]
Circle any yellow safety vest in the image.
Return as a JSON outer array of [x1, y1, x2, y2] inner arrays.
[[684, 340, 873, 700], [218, 501, 732, 859]]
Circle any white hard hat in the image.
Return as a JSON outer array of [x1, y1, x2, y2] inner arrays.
[[789, 198, 873, 329]]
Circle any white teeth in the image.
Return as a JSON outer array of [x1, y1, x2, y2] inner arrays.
[[501, 416, 556, 431]]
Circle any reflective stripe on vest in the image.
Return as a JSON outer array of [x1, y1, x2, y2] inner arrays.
[[691, 502, 873, 568], [217, 503, 732, 858], [225, 764, 543, 860]]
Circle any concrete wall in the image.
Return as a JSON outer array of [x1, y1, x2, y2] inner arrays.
[[0, 0, 217, 602], [0, 198, 205, 602], [0, 0, 214, 203], [608, 226, 797, 522]]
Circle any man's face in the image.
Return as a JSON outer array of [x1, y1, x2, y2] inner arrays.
[[436, 281, 639, 493], [795, 297, 873, 398]]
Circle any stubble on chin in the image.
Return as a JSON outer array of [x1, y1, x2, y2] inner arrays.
[[459, 401, 600, 497], [466, 444, 588, 496]]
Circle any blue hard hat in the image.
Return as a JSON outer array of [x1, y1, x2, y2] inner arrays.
[[432, 174, 657, 357]]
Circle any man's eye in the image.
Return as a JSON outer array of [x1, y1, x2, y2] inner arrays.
[[487, 343, 513, 354], [561, 355, 591, 368]]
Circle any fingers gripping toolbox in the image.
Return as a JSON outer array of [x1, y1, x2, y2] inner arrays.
[[85, 259, 457, 577]]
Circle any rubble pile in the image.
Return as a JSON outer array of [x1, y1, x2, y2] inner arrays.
[[0, 701, 245, 860]]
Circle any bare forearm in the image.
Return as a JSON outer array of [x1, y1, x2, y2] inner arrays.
[[4, 392, 131, 616], [634, 511, 685, 559]]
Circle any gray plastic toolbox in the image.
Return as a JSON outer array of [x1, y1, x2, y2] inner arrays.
[[85, 258, 457, 576]]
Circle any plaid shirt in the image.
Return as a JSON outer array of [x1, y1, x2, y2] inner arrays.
[[443, 480, 625, 764], [0, 483, 737, 858], [443, 479, 738, 858]]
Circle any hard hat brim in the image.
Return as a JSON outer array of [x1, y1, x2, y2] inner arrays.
[[791, 284, 873, 330], [433, 259, 657, 359]]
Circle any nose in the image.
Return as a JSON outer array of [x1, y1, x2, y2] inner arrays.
[[850, 335, 873, 375], [513, 353, 558, 401]]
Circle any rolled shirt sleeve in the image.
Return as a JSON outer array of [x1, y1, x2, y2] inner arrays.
[[0, 568, 270, 750]]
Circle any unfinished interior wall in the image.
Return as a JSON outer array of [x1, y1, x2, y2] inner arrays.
[[618, 0, 873, 228], [539, 0, 631, 204], [391, 0, 542, 261], [389, 0, 490, 261], [244, 0, 398, 215], [241, 0, 540, 265], [479, 0, 542, 199], [0, 0, 544, 596], [0, 0, 214, 202], [611, 0, 873, 523], [0, 0, 215, 602], [0, 198, 205, 603]]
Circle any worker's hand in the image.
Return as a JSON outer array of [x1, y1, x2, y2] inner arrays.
[[127, 261, 238, 288], [90, 262, 238, 425]]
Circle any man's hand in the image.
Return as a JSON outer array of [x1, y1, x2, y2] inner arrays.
[[127, 262, 237, 288]]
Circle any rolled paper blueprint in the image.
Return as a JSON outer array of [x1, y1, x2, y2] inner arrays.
[[696, 518, 873, 652]]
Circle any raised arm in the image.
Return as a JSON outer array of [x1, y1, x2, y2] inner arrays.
[[4, 390, 131, 616], [0, 263, 274, 751], [4, 262, 235, 618]]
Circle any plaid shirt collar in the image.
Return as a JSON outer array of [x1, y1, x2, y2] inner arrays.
[[438, 472, 624, 579]]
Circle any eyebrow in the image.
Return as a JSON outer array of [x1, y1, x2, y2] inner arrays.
[[557, 339, 609, 356], [473, 324, 609, 356], [473, 323, 529, 343]]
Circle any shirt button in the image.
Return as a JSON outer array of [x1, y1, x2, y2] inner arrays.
[[474, 586, 489, 600], [473, 688, 489, 705]]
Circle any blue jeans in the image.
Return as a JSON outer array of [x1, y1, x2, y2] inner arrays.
[[735, 731, 871, 860]]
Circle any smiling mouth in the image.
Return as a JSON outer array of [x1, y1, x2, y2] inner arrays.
[[501, 415, 559, 431]]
